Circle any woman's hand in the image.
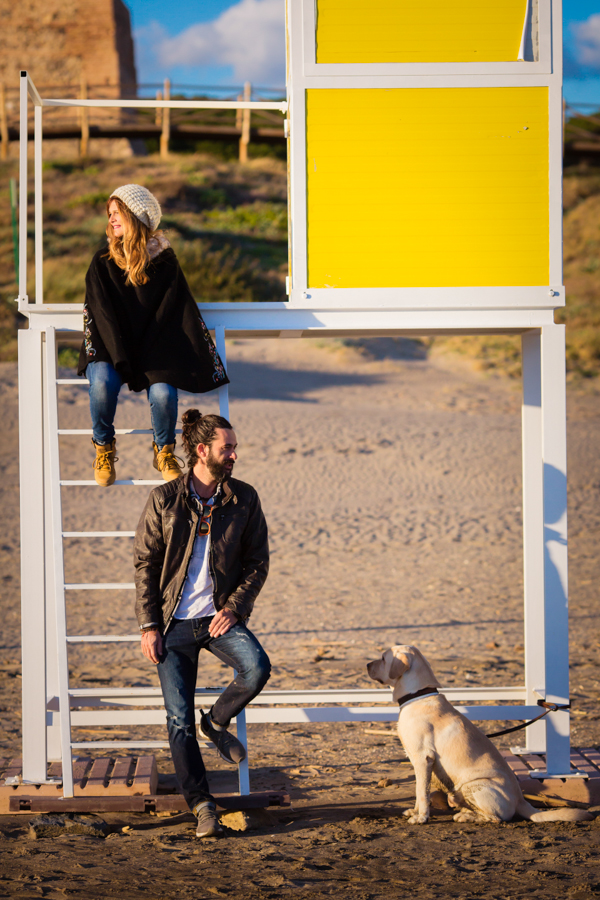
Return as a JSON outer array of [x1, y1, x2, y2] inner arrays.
[[141, 629, 163, 664]]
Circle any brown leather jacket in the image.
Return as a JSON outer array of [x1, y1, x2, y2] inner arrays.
[[133, 474, 269, 633]]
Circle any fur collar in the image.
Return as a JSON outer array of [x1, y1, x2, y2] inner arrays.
[[147, 233, 171, 259]]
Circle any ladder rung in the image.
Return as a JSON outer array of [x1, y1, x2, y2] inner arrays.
[[65, 583, 135, 590], [70, 740, 170, 749], [56, 379, 89, 385], [60, 480, 163, 486], [68, 687, 211, 697], [63, 532, 136, 538], [66, 634, 139, 643], [57, 429, 183, 435]]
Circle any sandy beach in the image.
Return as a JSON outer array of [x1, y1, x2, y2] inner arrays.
[[1, 337, 599, 899]]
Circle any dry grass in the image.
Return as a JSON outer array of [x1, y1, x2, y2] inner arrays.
[[1, 154, 599, 378], [0, 152, 288, 359]]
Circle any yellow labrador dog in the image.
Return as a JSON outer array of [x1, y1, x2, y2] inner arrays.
[[367, 644, 591, 825]]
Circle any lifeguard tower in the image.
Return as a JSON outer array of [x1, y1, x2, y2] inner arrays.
[[5, 0, 588, 812]]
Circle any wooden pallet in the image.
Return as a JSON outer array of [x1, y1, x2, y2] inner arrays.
[[502, 748, 600, 805], [0, 756, 157, 814], [0, 756, 289, 815]]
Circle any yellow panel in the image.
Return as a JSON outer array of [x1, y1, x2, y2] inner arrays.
[[316, 0, 528, 64], [306, 88, 549, 288]]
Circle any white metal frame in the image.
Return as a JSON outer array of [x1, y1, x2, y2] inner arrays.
[[302, 0, 549, 76], [17, 0, 572, 800], [287, 0, 564, 303]]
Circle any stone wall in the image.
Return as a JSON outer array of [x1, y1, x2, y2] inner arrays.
[[0, 0, 138, 157], [0, 0, 136, 93]]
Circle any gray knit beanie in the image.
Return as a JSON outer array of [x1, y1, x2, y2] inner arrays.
[[110, 184, 162, 231]]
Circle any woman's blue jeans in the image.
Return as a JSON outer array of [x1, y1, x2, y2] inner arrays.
[[157, 617, 271, 810], [87, 361, 178, 447]]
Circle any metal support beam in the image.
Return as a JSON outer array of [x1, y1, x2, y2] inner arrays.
[[541, 324, 570, 774], [214, 326, 230, 421], [519, 330, 546, 754], [18, 329, 47, 782], [18, 73, 28, 303]]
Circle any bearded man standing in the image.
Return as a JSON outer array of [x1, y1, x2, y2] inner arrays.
[[134, 408, 270, 838]]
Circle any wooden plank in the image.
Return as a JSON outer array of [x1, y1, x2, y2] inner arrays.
[[518, 776, 594, 804], [501, 752, 532, 779], [519, 753, 546, 771], [570, 750, 598, 778], [216, 792, 290, 810], [9, 790, 291, 815], [105, 757, 135, 796], [10, 795, 148, 813], [48, 761, 62, 779], [72, 757, 92, 788], [578, 748, 600, 772], [132, 756, 157, 796], [2, 758, 23, 781], [77, 757, 112, 795]]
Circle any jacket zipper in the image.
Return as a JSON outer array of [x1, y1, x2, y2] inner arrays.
[[163, 506, 198, 633]]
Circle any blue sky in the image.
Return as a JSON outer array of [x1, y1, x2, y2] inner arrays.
[[125, 0, 600, 107]]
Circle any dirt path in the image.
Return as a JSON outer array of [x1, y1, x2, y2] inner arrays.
[[1, 338, 599, 899]]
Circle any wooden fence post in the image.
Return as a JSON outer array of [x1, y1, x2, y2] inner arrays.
[[79, 78, 89, 158], [0, 83, 8, 161], [236, 94, 243, 132], [160, 78, 170, 159], [239, 81, 251, 163], [155, 90, 163, 128]]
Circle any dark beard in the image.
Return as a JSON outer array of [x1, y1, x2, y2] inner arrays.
[[207, 448, 234, 482]]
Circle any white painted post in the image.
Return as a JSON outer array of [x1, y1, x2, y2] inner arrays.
[[43, 337, 61, 761], [19, 72, 28, 303], [540, 323, 570, 774], [214, 325, 230, 420], [239, 81, 251, 163], [34, 105, 43, 305], [44, 327, 74, 796], [236, 708, 250, 795], [160, 78, 170, 159], [518, 331, 546, 754], [18, 328, 48, 783]]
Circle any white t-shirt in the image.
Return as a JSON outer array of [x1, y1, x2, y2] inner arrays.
[[174, 490, 216, 620]]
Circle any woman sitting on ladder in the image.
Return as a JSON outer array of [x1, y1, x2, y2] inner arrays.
[[78, 184, 229, 486]]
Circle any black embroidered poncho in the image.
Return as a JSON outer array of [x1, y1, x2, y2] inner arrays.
[[77, 247, 229, 394]]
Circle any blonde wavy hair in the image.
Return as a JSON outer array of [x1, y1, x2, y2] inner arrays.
[[105, 197, 163, 286]]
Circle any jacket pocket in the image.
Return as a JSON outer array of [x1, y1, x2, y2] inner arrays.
[[163, 513, 192, 546], [218, 511, 247, 543]]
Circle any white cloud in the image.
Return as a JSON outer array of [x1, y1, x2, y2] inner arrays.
[[157, 0, 285, 86], [571, 14, 600, 71]]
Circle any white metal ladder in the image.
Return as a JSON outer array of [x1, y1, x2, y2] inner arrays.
[[43, 325, 250, 798]]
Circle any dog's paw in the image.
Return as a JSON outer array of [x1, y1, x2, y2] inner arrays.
[[402, 808, 417, 818], [406, 813, 429, 825], [452, 810, 478, 823]]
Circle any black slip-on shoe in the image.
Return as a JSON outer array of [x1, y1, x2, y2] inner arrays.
[[200, 711, 247, 764]]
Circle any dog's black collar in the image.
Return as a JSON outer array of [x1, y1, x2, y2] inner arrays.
[[397, 687, 439, 708]]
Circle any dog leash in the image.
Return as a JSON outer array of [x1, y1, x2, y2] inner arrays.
[[396, 691, 570, 737], [486, 699, 571, 739]]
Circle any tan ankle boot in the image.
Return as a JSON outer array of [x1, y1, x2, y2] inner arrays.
[[153, 442, 184, 481], [92, 439, 117, 487]]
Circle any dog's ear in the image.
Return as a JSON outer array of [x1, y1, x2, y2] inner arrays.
[[388, 647, 412, 681]]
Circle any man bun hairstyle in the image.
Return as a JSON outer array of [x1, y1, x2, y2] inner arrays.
[[181, 409, 233, 468]]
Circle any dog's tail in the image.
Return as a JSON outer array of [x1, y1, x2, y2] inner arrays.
[[517, 800, 593, 823]]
